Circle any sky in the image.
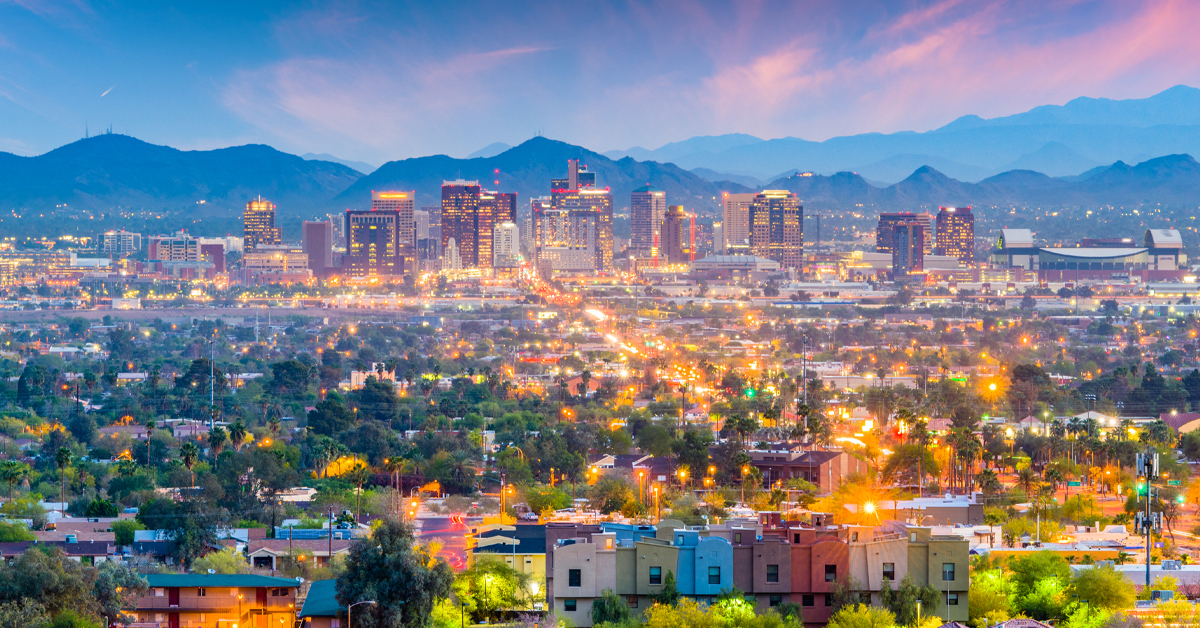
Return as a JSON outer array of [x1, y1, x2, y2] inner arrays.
[[2, 0, 1200, 166]]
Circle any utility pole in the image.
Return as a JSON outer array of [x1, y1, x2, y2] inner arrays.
[[1135, 449, 1161, 588]]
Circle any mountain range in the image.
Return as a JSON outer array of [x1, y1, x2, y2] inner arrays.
[[606, 85, 1200, 183], [0, 134, 362, 213], [9, 84, 1200, 226]]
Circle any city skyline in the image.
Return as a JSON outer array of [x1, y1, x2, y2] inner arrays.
[[2, 1, 1200, 165]]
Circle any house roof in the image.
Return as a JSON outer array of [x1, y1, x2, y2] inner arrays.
[[474, 524, 547, 555], [1160, 412, 1200, 431], [247, 539, 353, 556], [0, 541, 111, 556], [299, 579, 342, 618], [144, 574, 300, 588]]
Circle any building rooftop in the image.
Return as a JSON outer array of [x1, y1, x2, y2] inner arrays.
[[144, 574, 300, 588], [299, 579, 342, 618]]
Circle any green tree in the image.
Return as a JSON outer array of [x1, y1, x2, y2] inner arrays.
[[452, 560, 535, 623], [828, 604, 897, 628], [308, 395, 356, 436], [336, 519, 452, 628], [1009, 550, 1071, 600], [0, 522, 35, 542], [653, 570, 681, 606], [1069, 564, 1136, 611], [190, 548, 253, 575], [590, 588, 631, 625], [111, 520, 145, 546], [91, 560, 149, 628], [879, 575, 938, 626], [136, 499, 220, 568]]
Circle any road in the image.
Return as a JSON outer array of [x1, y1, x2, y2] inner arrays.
[[416, 515, 477, 571]]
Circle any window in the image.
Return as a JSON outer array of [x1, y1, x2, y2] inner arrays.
[[272, 588, 287, 597], [794, 533, 801, 544], [824, 594, 832, 607], [331, 619, 341, 628], [627, 597, 639, 609], [230, 588, 239, 597], [649, 567, 662, 585], [943, 563, 955, 582], [734, 533, 743, 544], [825, 565, 837, 582], [564, 600, 577, 612], [801, 595, 815, 607], [677, 535, 684, 545], [709, 566, 721, 585], [769, 595, 782, 607], [767, 565, 779, 583], [606, 539, 614, 549], [569, 569, 582, 587], [196, 588, 207, 597], [883, 563, 895, 581], [851, 532, 859, 542], [948, 593, 959, 606], [153, 589, 165, 597]]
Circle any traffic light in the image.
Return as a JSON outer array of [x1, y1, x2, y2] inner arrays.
[[1177, 494, 1186, 504], [1137, 482, 1147, 495], [744, 388, 755, 398]]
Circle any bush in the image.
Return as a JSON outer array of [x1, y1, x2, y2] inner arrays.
[[0, 521, 35, 542]]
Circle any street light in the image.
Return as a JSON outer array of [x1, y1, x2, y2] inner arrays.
[[348, 600, 377, 628]]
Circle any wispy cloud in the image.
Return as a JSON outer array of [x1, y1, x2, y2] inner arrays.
[[216, 0, 1200, 160]]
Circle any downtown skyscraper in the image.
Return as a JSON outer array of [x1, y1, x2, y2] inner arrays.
[[343, 190, 414, 278], [748, 190, 803, 270], [535, 160, 613, 273], [243, 197, 281, 249], [630, 185, 666, 256], [935, 206, 975, 262]]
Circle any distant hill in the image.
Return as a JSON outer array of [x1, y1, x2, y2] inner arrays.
[[467, 142, 512, 159], [621, 85, 1200, 182], [0, 134, 363, 213], [760, 154, 1200, 208], [338, 137, 731, 212], [301, 153, 375, 175]]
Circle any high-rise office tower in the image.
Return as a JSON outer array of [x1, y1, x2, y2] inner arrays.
[[303, 221, 334, 277], [722, 192, 757, 253], [713, 222, 724, 254], [441, 181, 482, 270], [892, 221, 925, 275], [630, 185, 667, 254], [661, 205, 694, 264], [536, 161, 613, 272], [243, 197, 281, 249], [935, 206, 975, 262], [524, 198, 548, 252], [876, 213, 933, 255], [413, 210, 430, 240], [344, 209, 403, 277], [493, 222, 520, 268], [371, 191, 415, 270], [749, 190, 803, 270]]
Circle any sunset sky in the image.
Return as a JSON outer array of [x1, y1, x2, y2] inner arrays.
[[2, 0, 1199, 164]]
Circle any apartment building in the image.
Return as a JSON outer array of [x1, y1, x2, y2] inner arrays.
[[133, 573, 300, 628], [550, 519, 968, 627]]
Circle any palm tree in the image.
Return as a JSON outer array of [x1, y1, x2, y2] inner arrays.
[[208, 426, 228, 460], [976, 469, 1002, 496], [1016, 466, 1040, 498], [55, 447, 72, 512], [228, 421, 248, 452], [180, 442, 200, 487], [0, 460, 27, 501], [347, 462, 372, 522], [267, 416, 281, 439]]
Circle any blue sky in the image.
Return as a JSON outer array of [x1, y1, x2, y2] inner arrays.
[[2, 0, 1199, 165]]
